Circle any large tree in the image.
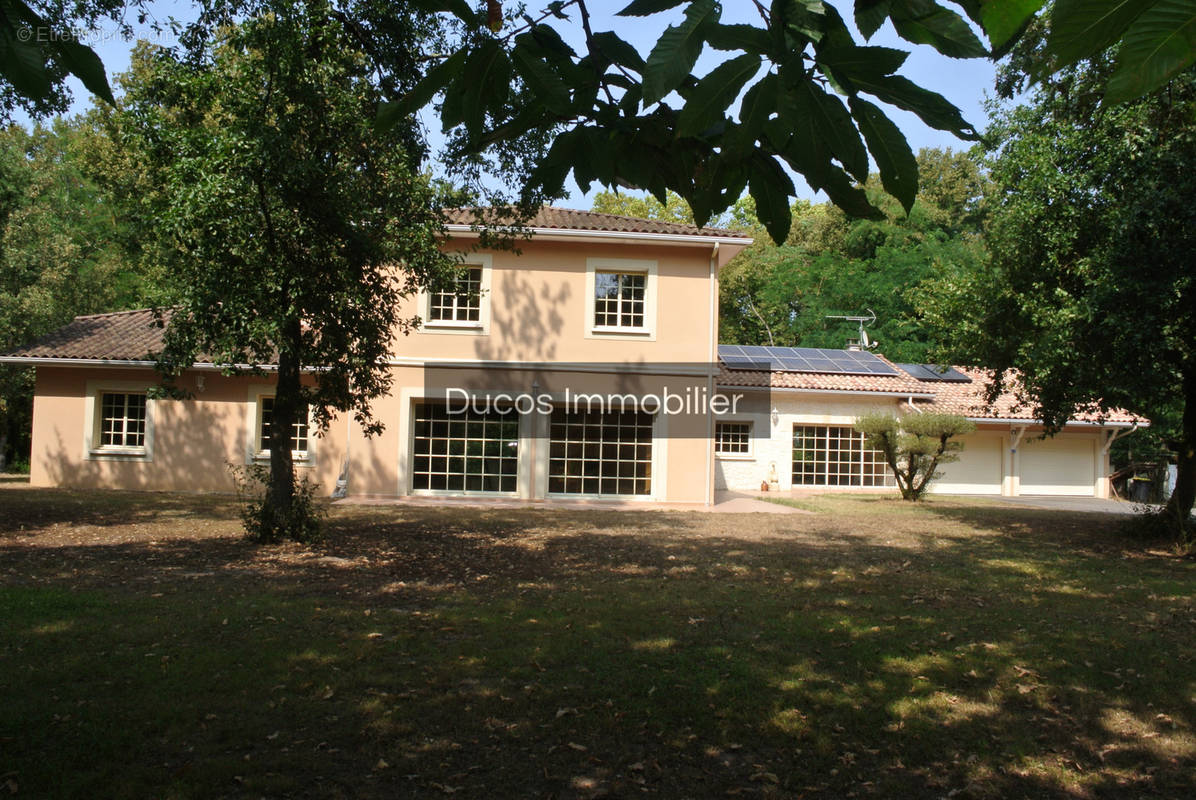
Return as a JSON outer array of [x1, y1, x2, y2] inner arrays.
[[105, 1, 455, 540], [926, 64, 1196, 534], [384, 1, 1196, 243]]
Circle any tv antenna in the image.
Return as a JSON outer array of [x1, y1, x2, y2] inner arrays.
[[825, 309, 878, 350]]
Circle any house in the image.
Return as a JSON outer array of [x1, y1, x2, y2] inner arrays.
[[1, 208, 1139, 503], [713, 347, 1140, 498]]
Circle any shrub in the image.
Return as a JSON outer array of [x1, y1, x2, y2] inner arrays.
[[854, 412, 976, 501], [229, 464, 325, 544]]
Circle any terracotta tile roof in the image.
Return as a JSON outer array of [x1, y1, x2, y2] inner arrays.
[[442, 206, 750, 239], [3, 308, 168, 362], [915, 367, 1140, 424], [717, 355, 1140, 425]]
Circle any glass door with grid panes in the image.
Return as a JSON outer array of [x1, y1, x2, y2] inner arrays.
[[792, 424, 895, 488], [411, 402, 519, 493], [548, 407, 653, 496]]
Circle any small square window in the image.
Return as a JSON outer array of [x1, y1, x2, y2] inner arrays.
[[593, 271, 646, 329], [258, 396, 309, 456], [428, 266, 483, 323], [715, 421, 752, 456], [97, 392, 147, 449]]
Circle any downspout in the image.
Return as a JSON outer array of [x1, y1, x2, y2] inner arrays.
[[332, 413, 352, 499], [901, 396, 923, 414], [705, 241, 720, 507], [1101, 421, 1139, 453]]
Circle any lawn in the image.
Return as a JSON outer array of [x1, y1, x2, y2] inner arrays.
[[1, 485, 1194, 799]]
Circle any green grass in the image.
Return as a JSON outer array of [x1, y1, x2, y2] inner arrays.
[[1, 487, 1194, 798]]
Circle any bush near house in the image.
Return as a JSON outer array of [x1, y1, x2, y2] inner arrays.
[[855, 412, 976, 500]]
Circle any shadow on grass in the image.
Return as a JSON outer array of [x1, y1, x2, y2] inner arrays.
[[2, 491, 1194, 798]]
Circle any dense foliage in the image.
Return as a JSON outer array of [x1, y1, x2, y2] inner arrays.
[[718, 148, 987, 361], [926, 63, 1196, 534], [0, 119, 159, 470]]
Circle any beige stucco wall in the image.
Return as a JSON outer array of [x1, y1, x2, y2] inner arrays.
[[30, 364, 717, 504], [395, 239, 723, 364]]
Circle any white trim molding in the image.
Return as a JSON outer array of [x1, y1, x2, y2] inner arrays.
[[83, 379, 156, 463], [416, 253, 493, 337], [584, 257, 658, 341], [245, 384, 315, 467]]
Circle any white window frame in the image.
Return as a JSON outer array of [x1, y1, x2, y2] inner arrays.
[[791, 423, 895, 488], [584, 257, 657, 340], [83, 380, 155, 462], [246, 385, 314, 465], [714, 419, 754, 460], [419, 254, 492, 335]]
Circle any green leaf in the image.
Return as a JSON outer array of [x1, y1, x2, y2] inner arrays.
[[748, 151, 795, 243], [792, 80, 869, 182], [890, 0, 988, 58], [528, 127, 583, 198], [618, 0, 688, 15], [512, 36, 572, 115], [850, 96, 918, 212], [590, 31, 646, 73], [1044, 0, 1147, 70], [376, 48, 467, 132], [816, 43, 909, 78], [51, 37, 115, 105], [676, 54, 760, 137], [706, 23, 773, 53], [1105, 0, 1196, 104], [723, 72, 777, 156], [642, 0, 719, 105], [852, 73, 977, 138], [408, 0, 476, 20], [460, 40, 511, 142], [980, 0, 1045, 50], [0, 27, 52, 100], [855, 0, 893, 39]]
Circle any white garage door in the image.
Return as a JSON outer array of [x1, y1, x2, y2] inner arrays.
[[933, 434, 1003, 494], [1020, 437, 1096, 496]]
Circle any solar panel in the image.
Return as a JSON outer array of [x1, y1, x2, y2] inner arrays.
[[719, 344, 899, 376], [897, 363, 973, 383]]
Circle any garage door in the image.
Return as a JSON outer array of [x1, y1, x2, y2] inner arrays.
[[548, 407, 653, 496], [1020, 437, 1096, 496], [932, 434, 1003, 494], [411, 402, 519, 493]]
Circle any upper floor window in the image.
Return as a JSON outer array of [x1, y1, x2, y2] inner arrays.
[[429, 266, 483, 323], [99, 392, 147, 449], [585, 258, 657, 339], [422, 255, 492, 334], [257, 395, 310, 457], [594, 271, 645, 329]]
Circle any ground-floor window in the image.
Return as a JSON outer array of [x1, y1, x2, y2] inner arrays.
[[411, 402, 519, 493], [792, 424, 895, 487], [548, 408, 653, 496], [98, 392, 147, 449]]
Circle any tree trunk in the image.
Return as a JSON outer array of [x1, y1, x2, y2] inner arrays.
[[1162, 368, 1196, 536], [264, 323, 302, 541]]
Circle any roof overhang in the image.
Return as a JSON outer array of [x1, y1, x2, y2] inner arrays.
[[0, 356, 279, 371], [443, 224, 751, 248], [966, 416, 1145, 429], [720, 385, 938, 400]]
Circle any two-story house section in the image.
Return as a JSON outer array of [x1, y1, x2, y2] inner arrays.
[[1, 208, 752, 504]]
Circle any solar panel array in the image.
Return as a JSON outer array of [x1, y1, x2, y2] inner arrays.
[[896, 363, 973, 383], [718, 345, 899, 376]]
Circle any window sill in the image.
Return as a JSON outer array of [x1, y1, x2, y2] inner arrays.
[[423, 320, 483, 329], [89, 447, 148, 458], [715, 453, 755, 461], [252, 452, 313, 465], [590, 326, 652, 336]]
